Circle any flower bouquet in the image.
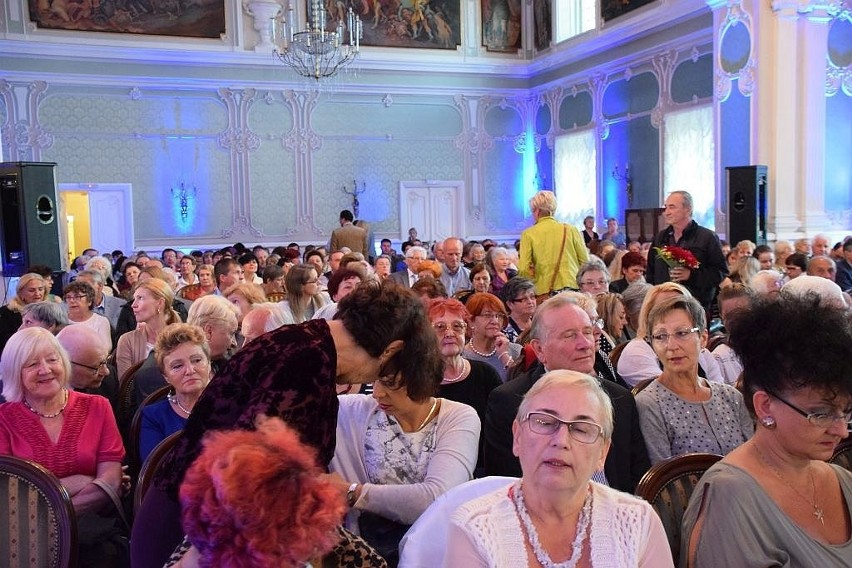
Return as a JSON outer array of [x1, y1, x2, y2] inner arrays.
[[653, 246, 700, 270]]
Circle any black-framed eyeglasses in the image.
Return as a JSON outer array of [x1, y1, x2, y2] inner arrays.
[[72, 359, 109, 375], [768, 391, 852, 429], [511, 295, 537, 303], [523, 412, 603, 444]]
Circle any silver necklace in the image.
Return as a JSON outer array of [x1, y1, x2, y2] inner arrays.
[[168, 393, 193, 416], [753, 442, 824, 525], [512, 482, 592, 568], [23, 389, 69, 419], [467, 340, 496, 358], [442, 359, 468, 384]]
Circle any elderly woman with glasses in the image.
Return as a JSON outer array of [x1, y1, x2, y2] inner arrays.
[[683, 295, 852, 567], [447, 370, 673, 567], [500, 276, 537, 343], [463, 292, 522, 383], [634, 295, 753, 465], [63, 280, 113, 349]]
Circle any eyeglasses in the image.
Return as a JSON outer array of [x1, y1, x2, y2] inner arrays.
[[769, 391, 852, 428], [511, 295, 537, 303], [579, 279, 608, 288], [523, 412, 603, 444], [432, 322, 467, 335], [649, 327, 700, 345], [65, 294, 87, 301], [476, 312, 506, 321], [591, 317, 605, 330], [72, 359, 109, 375]]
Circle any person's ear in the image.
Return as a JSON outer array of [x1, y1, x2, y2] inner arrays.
[[597, 439, 612, 470], [382, 339, 404, 360], [530, 338, 545, 366], [699, 329, 708, 349], [512, 419, 521, 458]]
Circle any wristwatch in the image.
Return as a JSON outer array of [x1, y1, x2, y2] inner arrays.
[[346, 482, 359, 507]]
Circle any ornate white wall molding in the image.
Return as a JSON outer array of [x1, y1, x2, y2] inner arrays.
[[282, 89, 326, 237]]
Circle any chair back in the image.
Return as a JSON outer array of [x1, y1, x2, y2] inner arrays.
[[635, 452, 722, 565], [117, 360, 146, 427], [127, 384, 173, 476], [630, 377, 655, 396], [830, 438, 852, 472], [0, 455, 78, 568], [607, 341, 629, 369], [134, 431, 182, 515], [398, 476, 517, 567]]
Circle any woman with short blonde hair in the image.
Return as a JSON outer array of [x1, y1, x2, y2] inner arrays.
[[187, 295, 240, 368], [0, 273, 47, 353]]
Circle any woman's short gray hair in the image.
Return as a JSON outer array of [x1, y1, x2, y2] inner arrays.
[[21, 301, 70, 329], [0, 327, 71, 402], [516, 370, 614, 441]]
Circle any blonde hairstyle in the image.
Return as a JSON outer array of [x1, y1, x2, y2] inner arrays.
[[155, 323, 211, 374], [187, 295, 240, 330], [517, 370, 614, 441], [0, 327, 71, 402], [636, 282, 691, 339], [9, 273, 46, 312], [135, 279, 181, 325], [529, 191, 557, 216], [223, 283, 267, 306]]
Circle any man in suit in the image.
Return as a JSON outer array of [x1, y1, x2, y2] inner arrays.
[[75, 269, 126, 333], [389, 245, 427, 288], [329, 210, 369, 256], [484, 295, 650, 493]]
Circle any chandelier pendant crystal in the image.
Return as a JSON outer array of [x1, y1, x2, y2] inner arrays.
[[273, 0, 362, 81]]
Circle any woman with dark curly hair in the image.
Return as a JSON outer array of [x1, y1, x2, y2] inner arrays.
[[63, 280, 112, 348], [683, 296, 852, 566], [132, 280, 443, 567], [166, 416, 385, 568]]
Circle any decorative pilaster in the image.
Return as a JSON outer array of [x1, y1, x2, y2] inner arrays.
[[453, 94, 494, 220], [282, 89, 326, 236]]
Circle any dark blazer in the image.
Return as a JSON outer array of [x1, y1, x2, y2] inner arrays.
[[484, 362, 651, 493], [388, 270, 413, 288]]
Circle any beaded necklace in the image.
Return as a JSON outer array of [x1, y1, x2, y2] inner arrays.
[[23, 389, 69, 419]]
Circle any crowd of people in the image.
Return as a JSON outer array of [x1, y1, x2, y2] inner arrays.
[[0, 196, 850, 567]]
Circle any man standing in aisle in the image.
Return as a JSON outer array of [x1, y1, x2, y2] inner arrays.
[[646, 190, 727, 312], [329, 210, 369, 256], [518, 190, 589, 297]]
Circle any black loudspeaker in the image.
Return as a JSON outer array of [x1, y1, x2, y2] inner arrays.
[[0, 162, 62, 276], [726, 165, 768, 246]]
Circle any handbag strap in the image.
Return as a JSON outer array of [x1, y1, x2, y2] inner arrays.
[[547, 225, 568, 294], [92, 477, 131, 532]]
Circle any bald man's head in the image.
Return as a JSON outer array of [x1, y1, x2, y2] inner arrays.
[[56, 326, 111, 390]]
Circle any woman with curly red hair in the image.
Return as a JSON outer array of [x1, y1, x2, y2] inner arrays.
[[167, 416, 385, 568]]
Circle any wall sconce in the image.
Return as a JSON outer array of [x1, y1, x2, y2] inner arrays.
[[612, 164, 633, 206], [171, 182, 197, 221], [342, 180, 366, 218]]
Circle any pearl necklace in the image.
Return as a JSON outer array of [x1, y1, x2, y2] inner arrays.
[[467, 340, 496, 358], [512, 482, 592, 568], [442, 359, 468, 384], [753, 442, 824, 525], [23, 389, 69, 419], [168, 393, 193, 416]]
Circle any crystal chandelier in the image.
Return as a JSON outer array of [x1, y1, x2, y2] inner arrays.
[[274, 0, 362, 81]]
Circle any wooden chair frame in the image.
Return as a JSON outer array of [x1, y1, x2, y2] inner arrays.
[[134, 430, 183, 515], [127, 384, 173, 476], [0, 455, 78, 568]]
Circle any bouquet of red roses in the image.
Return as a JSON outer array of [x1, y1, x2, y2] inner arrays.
[[653, 246, 700, 270]]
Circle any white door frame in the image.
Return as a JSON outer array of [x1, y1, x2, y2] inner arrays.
[[58, 183, 135, 255]]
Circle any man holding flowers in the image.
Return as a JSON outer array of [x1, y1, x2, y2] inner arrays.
[[647, 190, 728, 311]]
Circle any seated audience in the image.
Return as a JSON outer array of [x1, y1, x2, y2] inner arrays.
[[223, 282, 267, 326], [132, 281, 443, 567], [241, 302, 291, 344], [782, 274, 847, 309], [576, 259, 611, 297], [186, 295, 240, 373], [683, 296, 852, 567], [711, 284, 753, 385], [609, 251, 646, 294], [139, 323, 212, 464], [261, 263, 286, 297], [167, 416, 385, 568], [784, 251, 808, 281], [330, 365, 479, 564], [499, 276, 537, 343], [448, 371, 673, 567], [312, 268, 364, 321], [117, 261, 141, 299], [56, 325, 111, 393], [0, 273, 47, 353], [596, 292, 630, 345], [115, 278, 182, 378], [63, 280, 112, 348], [635, 296, 753, 464], [485, 246, 517, 296], [616, 282, 723, 386], [750, 269, 783, 298], [19, 300, 70, 334], [410, 277, 447, 300], [468, 262, 492, 294], [463, 292, 522, 383], [428, 298, 502, 474], [280, 263, 328, 323], [0, 328, 126, 566]]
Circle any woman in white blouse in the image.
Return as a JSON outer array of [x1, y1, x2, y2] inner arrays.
[[63, 281, 112, 350], [330, 367, 480, 564]]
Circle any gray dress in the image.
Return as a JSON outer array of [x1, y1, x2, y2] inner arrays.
[[635, 379, 754, 464], [682, 462, 852, 566]]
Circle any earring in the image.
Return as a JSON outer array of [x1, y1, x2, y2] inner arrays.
[[760, 416, 777, 429]]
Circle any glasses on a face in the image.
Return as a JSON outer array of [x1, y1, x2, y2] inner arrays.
[[476, 312, 506, 321], [580, 279, 608, 288], [65, 294, 87, 301], [72, 359, 108, 375], [590, 317, 605, 329], [769, 391, 852, 428], [649, 327, 700, 345], [433, 322, 467, 335], [511, 295, 537, 304], [523, 412, 603, 444]]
